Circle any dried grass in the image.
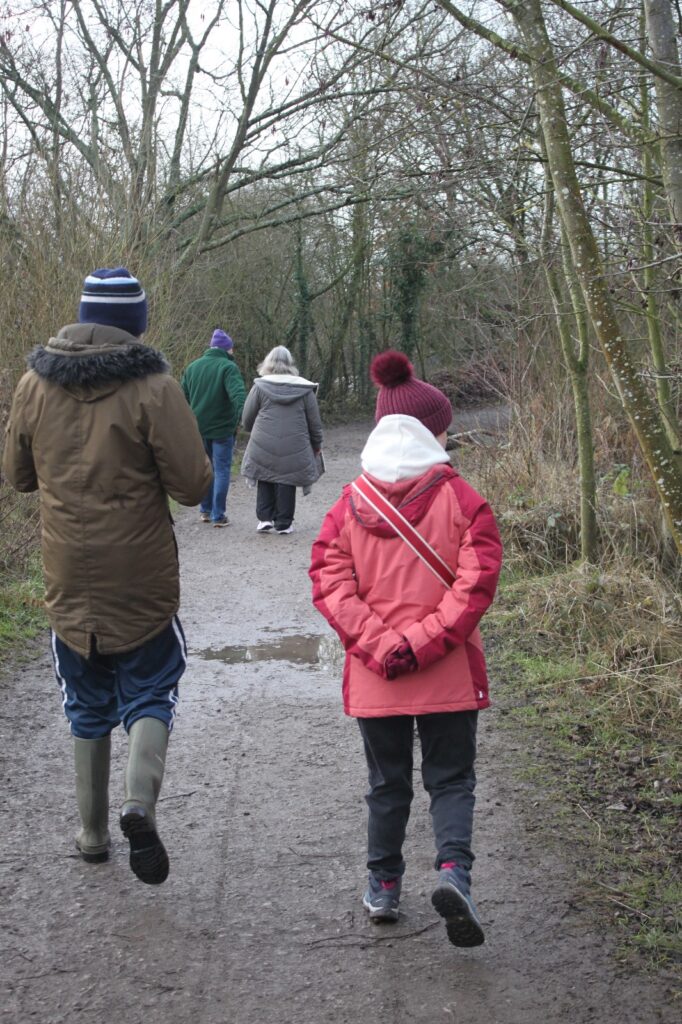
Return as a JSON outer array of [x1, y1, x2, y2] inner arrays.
[[522, 564, 682, 673], [463, 392, 671, 571]]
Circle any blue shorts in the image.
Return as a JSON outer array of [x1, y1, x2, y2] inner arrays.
[[50, 617, 187, 739]]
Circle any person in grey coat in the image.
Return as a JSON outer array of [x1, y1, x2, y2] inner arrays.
[[241, 346, 323, 534]]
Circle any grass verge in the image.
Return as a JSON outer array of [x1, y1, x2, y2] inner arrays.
[[0, 552, 46, 661], [488, 563, 681, 979]]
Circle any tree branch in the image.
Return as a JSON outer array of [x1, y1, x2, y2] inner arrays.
[[548, 0, 682, 91]]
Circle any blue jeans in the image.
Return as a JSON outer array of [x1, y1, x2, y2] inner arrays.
[[50, 617, 187, 739], [200, 436, 234, 522]]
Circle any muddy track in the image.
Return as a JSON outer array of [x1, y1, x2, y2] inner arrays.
[[0, 411, 677, 1023]]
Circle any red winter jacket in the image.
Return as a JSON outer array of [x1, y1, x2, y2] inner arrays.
[[309, 417, 502, 717]]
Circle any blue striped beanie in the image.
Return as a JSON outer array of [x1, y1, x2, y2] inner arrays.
[[78, 267, 148, 337]]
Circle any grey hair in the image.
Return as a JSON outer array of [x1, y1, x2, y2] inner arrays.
[[257, 345, 299, 377]]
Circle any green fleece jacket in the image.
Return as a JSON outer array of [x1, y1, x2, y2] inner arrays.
[[181, 348, 246, 439]]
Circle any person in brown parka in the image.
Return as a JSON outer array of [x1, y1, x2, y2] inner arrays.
[[1, 267, 212, 885]]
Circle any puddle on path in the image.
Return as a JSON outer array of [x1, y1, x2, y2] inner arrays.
[[195, 633, 344, 672]]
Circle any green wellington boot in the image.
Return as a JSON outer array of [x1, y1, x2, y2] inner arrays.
[[74, 735, 111, 863], [120, 717, 170, 885]]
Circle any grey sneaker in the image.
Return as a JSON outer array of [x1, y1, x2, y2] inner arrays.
[[213, 516, 230, 528], [200, 512, 210, 523], [362, 873, 401, 922], [431, 863, 484, 947]]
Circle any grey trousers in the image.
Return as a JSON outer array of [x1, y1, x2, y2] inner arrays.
[[357, 711, 477, 881]]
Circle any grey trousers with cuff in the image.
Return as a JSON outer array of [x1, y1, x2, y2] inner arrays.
[[357, 710, 477, 881]]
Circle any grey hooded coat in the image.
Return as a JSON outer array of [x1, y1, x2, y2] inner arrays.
[[240, 375, 323, 487]]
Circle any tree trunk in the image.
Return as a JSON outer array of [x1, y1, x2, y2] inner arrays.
[[643, 0, 682, 235], [561, 233, 599, 565], [508, 0, 682, 554], [640, 53, 682, 455], [541, 178, 598, 563], [292, 224, 313, 378]]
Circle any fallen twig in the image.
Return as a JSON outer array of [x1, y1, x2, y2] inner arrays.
[[307, 922, 439, 948], [287, 846, 329, 860], [20, 967, 77, 980], [576, 802, 603, 843], [600, 894, 653, 920]]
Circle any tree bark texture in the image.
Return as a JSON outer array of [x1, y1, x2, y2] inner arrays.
[[541, 178, 598, 563], [644, 0, 682, 235], [640, 56, 682, 455]]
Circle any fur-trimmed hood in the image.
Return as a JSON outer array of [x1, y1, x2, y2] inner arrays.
[[27, 322, 169, 398]]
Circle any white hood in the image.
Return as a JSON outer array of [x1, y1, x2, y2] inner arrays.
[[258, 373, 318, 388], [361, 415, 449, 483]]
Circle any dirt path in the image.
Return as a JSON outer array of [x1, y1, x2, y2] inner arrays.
[[1, 413, 677, 1024]]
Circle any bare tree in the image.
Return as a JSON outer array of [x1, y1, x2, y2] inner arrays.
[[0, 0, 396, 258], [501, 0, 682, 554]]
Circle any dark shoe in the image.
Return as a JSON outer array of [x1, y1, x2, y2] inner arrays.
[[200, 512, 210, 523], [213, 516, 230, 528], [120, 806, 169, 885], [431, 863, 484, 947], [362, 873, 401, 922]]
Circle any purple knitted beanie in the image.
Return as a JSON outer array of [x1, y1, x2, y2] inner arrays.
[[210, 329, 233, 351]]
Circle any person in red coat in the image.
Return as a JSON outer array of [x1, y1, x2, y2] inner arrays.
[[310, 350, 502, 947]]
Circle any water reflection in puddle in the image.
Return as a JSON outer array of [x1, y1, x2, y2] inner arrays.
[[196, 633, 344, 671]]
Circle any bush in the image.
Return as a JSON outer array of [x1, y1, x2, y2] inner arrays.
[[430, 352, 508, 407]]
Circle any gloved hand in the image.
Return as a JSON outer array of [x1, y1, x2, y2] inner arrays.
[[385, 641, 418, 680]]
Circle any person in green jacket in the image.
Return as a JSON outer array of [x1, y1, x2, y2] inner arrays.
[[181, 329, 246, 526]]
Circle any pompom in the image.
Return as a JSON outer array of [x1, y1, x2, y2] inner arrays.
[[370, 350, 413, 388]]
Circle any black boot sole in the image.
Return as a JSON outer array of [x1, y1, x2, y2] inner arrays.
[[431, 885, 485, 947], [76, 842, 110, 864], [120, 810, 169, 885]]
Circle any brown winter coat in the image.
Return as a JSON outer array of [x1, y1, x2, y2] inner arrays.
[[1, 323, 212, 657]]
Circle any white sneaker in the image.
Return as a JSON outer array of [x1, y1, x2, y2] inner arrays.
[[257, 520, 274, 532], [276, 524, 294, 534]]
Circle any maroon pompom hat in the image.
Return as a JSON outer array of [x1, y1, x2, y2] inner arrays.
[[370, 350, 452, 436]]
